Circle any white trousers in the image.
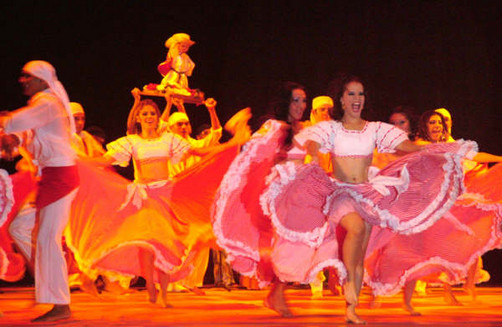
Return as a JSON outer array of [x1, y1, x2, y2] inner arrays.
[[9, 201, 37, 263], [10, 189, 78, 304]]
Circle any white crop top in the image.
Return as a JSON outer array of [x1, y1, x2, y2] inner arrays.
[[295, 120, 408, 157], [106, 132, 191, 167]]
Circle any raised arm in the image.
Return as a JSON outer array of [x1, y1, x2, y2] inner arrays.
[[204, 98, 222, 130], [189, 124, 250, 157]]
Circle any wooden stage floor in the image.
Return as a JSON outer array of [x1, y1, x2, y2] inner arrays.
[[1, 286, 502, 326]]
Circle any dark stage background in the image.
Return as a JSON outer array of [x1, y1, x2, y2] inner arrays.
[[1, 1, 501, 284]]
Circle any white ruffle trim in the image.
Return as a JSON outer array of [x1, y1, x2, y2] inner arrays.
[[260, 162, 330, 248], [0, 169, 14, 228], [323, 140, 476, 235], [212, 120, 285, 271], [367, 256, 470, 296], [368, 192, 502, 296]]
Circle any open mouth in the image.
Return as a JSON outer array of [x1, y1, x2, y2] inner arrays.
[[351, 102, 361, 111], [431, 130, 442, 138]]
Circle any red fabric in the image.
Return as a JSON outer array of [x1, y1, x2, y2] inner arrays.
[[0, 171, 37, 282], [157, 60, 172, 76], [36, 166, 79, 209], [66, 146, 239, 283]]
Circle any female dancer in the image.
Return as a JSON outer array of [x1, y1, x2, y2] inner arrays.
[[372, 105, 419, 170], [388, 105, 418, 141], [365, 110, 502, 315], [66, 92, 250, 307], [213, 81, 326, 317], [260, 75, 477, 324]]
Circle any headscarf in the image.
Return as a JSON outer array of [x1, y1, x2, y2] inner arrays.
[[310, 96, 333, 124], [22, 60, 75, 134], [168, 112, 190, 126], [70, 102, 85, 115]]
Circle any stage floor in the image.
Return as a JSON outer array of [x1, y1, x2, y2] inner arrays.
[[1, 286, 502, 326]]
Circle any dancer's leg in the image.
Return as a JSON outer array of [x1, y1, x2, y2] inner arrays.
[[158, 270, 171, 308], [8, 205, 36, 273], [464, 259, 478, 301], [32, 190, 77, 322], [443, 283, 461, 305], [339, 212, 367, 325], [404, 280, 421, 316], [264, 280, 292, 317], [355, 221, 372, 296], [339, 212, 365, 306], [139, 249, 157, 304]]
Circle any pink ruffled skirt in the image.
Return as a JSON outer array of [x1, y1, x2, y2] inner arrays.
[[258, 141, 476, 285]]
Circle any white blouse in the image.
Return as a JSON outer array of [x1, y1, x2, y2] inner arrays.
[[295, 120, 408, 158]]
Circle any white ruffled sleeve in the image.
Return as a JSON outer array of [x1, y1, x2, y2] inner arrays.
[[165, 133, 192, 164], [294, 121, 335, 153], [375, 122, 409, 153], [105, 136, 133, 167]]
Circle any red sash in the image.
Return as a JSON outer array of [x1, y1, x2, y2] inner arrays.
[[36, 166, 79, 209]]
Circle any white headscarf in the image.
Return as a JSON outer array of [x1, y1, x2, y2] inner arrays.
[[168, 112, 190, 126], [22, 60, 76, 134], [70, 102, 85, 115]]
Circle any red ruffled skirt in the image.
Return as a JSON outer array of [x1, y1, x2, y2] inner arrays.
[[66, 146, 238, 282]]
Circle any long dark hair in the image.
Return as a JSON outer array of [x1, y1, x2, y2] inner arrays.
[[327, 74, 369, 120], [390, 105, 418, 141], [416, 110, 448, 143], [262, 81, 306, 148]]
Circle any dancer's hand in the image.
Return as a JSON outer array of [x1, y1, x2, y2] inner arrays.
[[204, 98, 217, 110], [224, 107, 252, 135], [131, 88, 141, 102], [0, 134, 20, 161], [229, 125, 251, 146]]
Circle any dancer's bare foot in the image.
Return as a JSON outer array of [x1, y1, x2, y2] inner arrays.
[[464, 284, 477, 302], [31, 304, 71, 322], [104, 278, 131, 295], [345, 302, 366, 325], [159, 292, 173, 308], [444, 289, 462, 306], [343, 281, 359, 306], [147, 283, 158, 304], [80, 274, 99, 298], [368, 294, 381, 309], [404, 303, 421, 316], [189, 286, 206, 296], [264, 290, 293, 317]]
